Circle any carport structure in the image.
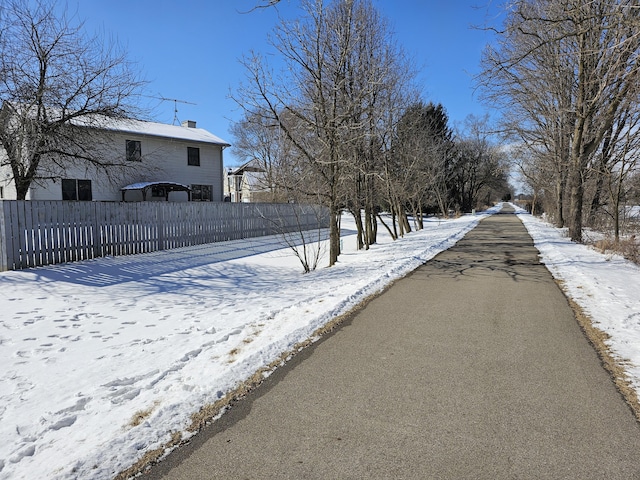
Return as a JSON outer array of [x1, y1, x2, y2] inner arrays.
[[120, 181, 192, 201]]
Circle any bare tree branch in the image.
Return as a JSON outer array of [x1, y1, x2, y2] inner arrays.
[[0, 0, 147, 199]]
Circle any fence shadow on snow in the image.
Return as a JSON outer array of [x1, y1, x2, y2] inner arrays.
[[0, 229, 329, 289]]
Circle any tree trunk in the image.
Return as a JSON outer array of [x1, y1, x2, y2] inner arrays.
[[376, 212, 397, 240], [555, 175, 565, 228], [435, 190, 448, 218], [364, 205, 374, 249], [399, 207, 411, 236], [16, 179, 30, 200], [567, 166, 584, 243], [329, 204, 340, 266], [351, 208, 365, 250], [410, 202, 420, 230], [587, 165, 605, 228], [371, 209, 377, 242], [613, 201, 620, 242], [391, 209, 398, 239], [364, 172, 376, 247]]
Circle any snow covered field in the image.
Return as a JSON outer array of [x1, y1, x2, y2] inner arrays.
[[1, 204, 640, 480]]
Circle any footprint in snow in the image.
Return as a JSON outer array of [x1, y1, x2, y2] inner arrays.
[[9, 444, 35, 464], [49, 415, 77, 431], [56, 396, 90, 414], [623, 312, 640, 327], [180, 348, 202, 362], [110, 387, 141, 404]]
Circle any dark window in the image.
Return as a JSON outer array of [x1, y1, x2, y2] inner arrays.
[[192, 184, 212, 201], [62, 179, 92, 201], [62, 179, 77, 200], [187, 146, 200, 166], [77, 180, 92, 201], [151, 186, 167, 198], [126, 140, 142, 162]]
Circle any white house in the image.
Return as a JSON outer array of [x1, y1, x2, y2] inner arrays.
[[0, 117, 230, 202], [224, 159, 270, 203]]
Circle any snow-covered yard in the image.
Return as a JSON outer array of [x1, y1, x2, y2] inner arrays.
[[1, 204, 639, 480]]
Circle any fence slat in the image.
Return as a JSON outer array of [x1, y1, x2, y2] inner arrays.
[[0, 203, 6, 271]]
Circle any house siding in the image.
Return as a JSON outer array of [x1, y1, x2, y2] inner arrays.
[[0, 170, 18, 200], [0, 121, 227, 202]]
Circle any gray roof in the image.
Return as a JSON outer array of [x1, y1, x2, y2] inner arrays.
[[99, 118, 230, 146], [121, 181, 191, 191], [1, 102, 230, 146]]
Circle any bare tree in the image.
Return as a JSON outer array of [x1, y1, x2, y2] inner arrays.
[[241, 0, 283, 13], [373, 84, 418, 240], [257, 201, 329, 273], [450, 115, 509, 213], [590, 98, 640, 240], [0, 0, 146, 199], [511, 136, 566, 216], [478, 0, 640, 242], [234, 0, 413, 266], [229, 112, 291, 202]]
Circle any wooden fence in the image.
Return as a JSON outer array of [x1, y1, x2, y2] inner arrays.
[[0, 201, 329, 271]]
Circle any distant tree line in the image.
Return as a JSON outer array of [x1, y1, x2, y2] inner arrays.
[[232, 0, 509, 266], [478, 0, 640, 242]]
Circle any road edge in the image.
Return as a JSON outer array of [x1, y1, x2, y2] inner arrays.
[[557, 279, 640, 422]]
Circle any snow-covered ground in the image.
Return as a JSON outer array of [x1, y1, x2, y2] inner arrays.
[[1, 204, 639, 480]]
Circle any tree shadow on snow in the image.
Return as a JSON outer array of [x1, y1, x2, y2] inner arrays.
[[3, 230, 334, 288]]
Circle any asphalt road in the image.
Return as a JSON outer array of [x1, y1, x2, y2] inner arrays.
[[142, 206, 640, 479]]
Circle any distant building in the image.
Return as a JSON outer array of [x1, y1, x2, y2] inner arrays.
[[0, 117, 230, 202], [224, 159, 269, 203]]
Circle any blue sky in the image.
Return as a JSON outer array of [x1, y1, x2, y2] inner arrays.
[[75, 0, 503, 167]]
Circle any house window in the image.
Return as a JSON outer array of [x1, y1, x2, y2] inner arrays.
[[0, 186, 3, 199], [126, 140, 142, 162], [187, 146, 200, 166], [62, 179, 92, 201], [192, 184, 212, 201]]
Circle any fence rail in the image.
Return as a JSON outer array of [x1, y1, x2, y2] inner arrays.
[[0, 201, 329, 271]]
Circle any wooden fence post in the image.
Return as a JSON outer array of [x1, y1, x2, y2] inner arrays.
[[0, 201, 8, 271], [158, 203, 165, 251]]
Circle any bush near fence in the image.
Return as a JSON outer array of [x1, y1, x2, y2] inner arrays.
[[0, 201, 329, 271]]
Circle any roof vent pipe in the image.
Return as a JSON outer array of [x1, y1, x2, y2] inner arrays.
[[181, 120, 196, 128]]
